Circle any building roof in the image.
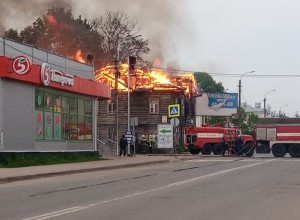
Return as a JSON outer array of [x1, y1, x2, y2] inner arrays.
[[242, 103, 264, 113]]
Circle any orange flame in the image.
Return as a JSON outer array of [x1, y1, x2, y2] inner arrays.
[[69, 50, 86, 63], [75, 50, 86, 63], [46, 15, 57, 26], [95, 64, 197, 97]]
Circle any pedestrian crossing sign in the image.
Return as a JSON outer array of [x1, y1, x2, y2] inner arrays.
[[168, 104, 180, 118]]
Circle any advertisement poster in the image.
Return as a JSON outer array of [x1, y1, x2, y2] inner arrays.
[[157, 124, 173, 149], [196, 93, 238, 116]]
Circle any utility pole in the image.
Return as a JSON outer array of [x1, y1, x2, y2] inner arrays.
[[279, 104, 288, 118], [238, 71, 255, 127], [263, 97, 266, 118], [238, 79, 242, 127], [127, 56, 136, 155], [263, 90, 276, 118], [114, 44, 120, 155]]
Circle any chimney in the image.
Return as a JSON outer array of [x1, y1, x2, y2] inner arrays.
[[87, 54, 94, 66]]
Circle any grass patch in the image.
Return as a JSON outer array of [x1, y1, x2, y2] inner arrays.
[[0, 151, 101, 168]]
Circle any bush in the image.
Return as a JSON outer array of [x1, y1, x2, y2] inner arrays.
[[0, 151, 101, 168], [176, 145, 186, 154]]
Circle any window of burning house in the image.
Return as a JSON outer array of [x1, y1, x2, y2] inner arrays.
[[149, 98, 159, 114], [107, 101, 115, 114], [35, 88, 93, 142], [108, 127, 115, 140]]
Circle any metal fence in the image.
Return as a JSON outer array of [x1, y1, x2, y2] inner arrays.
[[97, 139, 117, 156]]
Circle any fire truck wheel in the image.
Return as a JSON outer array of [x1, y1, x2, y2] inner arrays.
[[189, 149, 201, 155], [288, 144, 300, 157], [272, 144, 287, 157], [243, 142, 255, 157], [201, 144, 212, 155], [213, 143, 223, 155]]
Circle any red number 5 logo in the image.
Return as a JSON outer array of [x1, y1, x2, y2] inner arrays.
[[12, 56, 31, 75]]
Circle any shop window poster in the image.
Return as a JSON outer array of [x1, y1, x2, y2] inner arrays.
[[54, 113, 62, 140], [35, 111, 43, 139], [44, 94, 53, 111], [44, 112, 53, 140]]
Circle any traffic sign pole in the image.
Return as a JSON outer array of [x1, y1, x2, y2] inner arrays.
[[173, 127, 177, 158], [170, 118, 180, 158]]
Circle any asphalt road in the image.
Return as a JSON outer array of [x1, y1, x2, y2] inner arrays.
[[1, 156, 300, 220]]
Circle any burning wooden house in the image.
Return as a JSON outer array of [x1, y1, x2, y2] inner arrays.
[[95, 63, 198, 154]]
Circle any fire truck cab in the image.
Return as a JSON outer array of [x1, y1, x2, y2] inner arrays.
[[185, 125, 254, 156]]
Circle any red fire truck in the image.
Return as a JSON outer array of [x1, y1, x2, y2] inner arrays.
[[255, 122, 300, 157], [185, 124, 254, 156]]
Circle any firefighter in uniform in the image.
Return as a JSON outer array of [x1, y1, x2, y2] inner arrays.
[[147, 135, 154, 154], [139, 135, 147, 154]]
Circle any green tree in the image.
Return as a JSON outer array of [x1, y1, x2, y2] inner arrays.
[[232, 108, 258, 135], [4, 29, 21, 41], [194, 72, 226, 125], [194, 72, 224, 93]]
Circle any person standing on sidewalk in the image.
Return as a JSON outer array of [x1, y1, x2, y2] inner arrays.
[[147, 135, 154, 154], [119, 135, 127, 156]]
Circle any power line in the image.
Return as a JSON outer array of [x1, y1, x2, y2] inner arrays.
[[151, 67, 300, 78]]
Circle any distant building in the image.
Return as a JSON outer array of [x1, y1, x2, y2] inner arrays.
[[242, 102, 264, 118]]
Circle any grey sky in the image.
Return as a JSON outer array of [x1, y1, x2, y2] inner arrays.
[[1, 0, 300, 116]]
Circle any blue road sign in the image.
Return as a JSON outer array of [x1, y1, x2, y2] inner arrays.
[[168, 104, 180, 118]]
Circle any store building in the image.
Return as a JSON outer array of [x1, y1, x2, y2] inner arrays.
[[0, 37, 111, 152]]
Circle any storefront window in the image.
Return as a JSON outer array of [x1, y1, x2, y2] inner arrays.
[[70, 97, 77, 114], [35, 88, 93, 142], [54, 113, 62, 140], [70, 115, 78, 140], [35, 90, 44, 110], [44, 111, 53, 140], [78, 115, 84, 140], [85, 116, 92, 140], [35, 111, 44, 139], [44, 93, 53, 111], [85, 100, 92, 116], [54, 95, 62, 112], [78, 99, 84, 115], [61, 96, 69, 113], [62, 113, 70, 140]]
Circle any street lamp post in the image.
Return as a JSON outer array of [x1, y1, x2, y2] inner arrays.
[[127, 63, 131, 155], [263, 90, 276, 118], [114, 45, 120, 155], [238, 71, 255, 126], [279, 104, 288, 118], [114, 37, 131, 155]]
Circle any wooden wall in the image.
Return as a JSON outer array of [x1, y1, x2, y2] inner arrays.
[[97, 89, 196, 154]]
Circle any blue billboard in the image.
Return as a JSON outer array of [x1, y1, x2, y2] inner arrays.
[[207, 93, 238, 111]]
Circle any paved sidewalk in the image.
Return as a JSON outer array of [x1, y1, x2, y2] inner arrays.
[[0, 154, 192, 184]]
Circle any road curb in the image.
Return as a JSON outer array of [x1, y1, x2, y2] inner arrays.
[[0, 159, 170, 184]]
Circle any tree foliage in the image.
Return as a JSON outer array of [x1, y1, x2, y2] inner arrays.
[[5, 8, 103, 65], [194, 72, 226, 125], [194, 72, 224, 93], [232, 108, 258, 135], [91, 11, 150, 67], [4, 29, 20, 41], [4, 8, 150, 69]]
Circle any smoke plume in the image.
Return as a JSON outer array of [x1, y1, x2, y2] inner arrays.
[[0, 0, 192, 69]]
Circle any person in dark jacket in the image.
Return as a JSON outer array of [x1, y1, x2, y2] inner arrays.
[[235, 136, 244, 156], [119, 135, 127, 156]]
